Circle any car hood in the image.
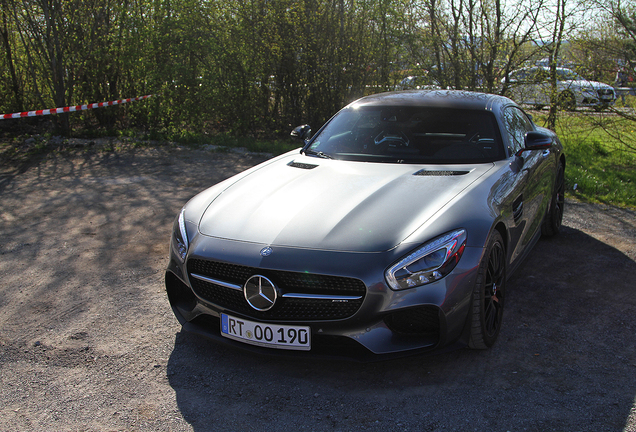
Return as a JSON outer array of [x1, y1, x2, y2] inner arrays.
[[198, 154, 493, 252]]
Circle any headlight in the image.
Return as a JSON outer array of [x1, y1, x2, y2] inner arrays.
[[385, 229, 467, 290], [171, 208, 189, 262]]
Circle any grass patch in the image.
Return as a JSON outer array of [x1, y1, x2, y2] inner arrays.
[[0, 134, 50, 164], [198, 133, 299, 155], [534, 112, 636, 208], [564, 138, 635, 207], [615, 94, 636, 109]]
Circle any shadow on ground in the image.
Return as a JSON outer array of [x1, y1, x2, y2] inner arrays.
[[167, 224, 636, 432]]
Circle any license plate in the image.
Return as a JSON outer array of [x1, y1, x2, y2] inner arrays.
[[221, 314, 311, 351]]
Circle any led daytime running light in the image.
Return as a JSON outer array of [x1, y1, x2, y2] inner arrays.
[[172, 208, 189, 263], [178, 208, 188, 250], [385, 229, 466, 290]]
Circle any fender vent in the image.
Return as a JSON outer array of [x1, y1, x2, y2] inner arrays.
[[414, 170, 469, 176], [289, 161, 318, 170], [513, 196, 524, 224]]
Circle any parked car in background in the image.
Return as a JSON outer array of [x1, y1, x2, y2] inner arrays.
[[504, 66, 616, 110], [166, 90, 565, 359]]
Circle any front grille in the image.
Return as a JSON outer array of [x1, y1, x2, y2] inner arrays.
[[187, 259, 366, 321], [597, 89, 614, 97]]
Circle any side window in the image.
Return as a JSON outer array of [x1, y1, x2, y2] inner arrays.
[[503, 107, 535, 155]]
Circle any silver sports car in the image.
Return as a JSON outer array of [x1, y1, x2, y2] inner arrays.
[[166, 90, 565, 359]]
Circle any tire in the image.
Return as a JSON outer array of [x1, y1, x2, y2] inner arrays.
[[468, 230, 506, 349], [558, 91, 576, 111], [542, 163, 565, 237]]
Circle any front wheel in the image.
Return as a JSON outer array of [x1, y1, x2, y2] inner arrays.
[[468, 230, 506, 349]]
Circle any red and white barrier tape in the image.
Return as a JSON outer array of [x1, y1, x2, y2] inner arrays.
[[1, 94, 154, 120]]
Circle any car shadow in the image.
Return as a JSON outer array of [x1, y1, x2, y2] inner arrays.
[[167, 223, 636, 432]]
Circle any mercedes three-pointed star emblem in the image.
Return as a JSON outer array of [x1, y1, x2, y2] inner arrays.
[[243, 275, 278, 311]]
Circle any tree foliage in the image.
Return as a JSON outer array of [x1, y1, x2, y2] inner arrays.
[[0, 0, 628, 136]]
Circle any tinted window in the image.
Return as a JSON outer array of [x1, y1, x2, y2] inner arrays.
[[556, 69, 582, 80], [503, 107, 535, 155], [308, 106, 505, 164]]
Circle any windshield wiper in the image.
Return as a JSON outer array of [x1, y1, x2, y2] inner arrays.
[[304, 149, 334, 159]]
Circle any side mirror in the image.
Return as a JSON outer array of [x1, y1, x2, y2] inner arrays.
[[291, 125, 311, 141], [524, 131, 552, 150], [516, 131, 552, 157]]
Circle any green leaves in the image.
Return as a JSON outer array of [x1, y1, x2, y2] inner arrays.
[[0, 0, 633, 144]]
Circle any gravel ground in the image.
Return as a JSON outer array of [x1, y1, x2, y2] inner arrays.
[[0, 142, 635, 431]]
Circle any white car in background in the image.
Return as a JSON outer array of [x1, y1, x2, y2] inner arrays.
[[504, 67, 616, 110]]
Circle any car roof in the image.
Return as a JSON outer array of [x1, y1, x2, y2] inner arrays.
[[514, 66, 575, 73], [346, 90, 514, 112]]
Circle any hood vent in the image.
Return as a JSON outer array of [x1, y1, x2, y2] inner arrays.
[[414, 169, 469, 176], [288, 161, 318, 170]]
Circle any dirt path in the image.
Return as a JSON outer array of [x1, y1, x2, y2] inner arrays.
[[1, 144, 635, 431]]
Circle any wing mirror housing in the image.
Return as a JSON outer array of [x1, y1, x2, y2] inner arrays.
[[291, 124, 312, 141], [525, 131, 552, 149], [516, 131, 552, 156]]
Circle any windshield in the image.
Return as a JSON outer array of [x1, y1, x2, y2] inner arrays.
[[557, 69, 582, 80], [306, 106, 505, 164]]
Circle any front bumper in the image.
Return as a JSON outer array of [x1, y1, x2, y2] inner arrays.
[[579, 88, 617, 106], [165, 235, 483, 359]]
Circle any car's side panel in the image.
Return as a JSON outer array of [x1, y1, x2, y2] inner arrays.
[[509, 150, 554, 265], [495, 106, 556, 268]]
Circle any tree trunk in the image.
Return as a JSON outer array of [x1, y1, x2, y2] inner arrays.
[[1, 5, 23, 112]]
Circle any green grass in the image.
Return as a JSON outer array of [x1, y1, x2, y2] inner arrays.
[[534, 112, 636, 208]]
